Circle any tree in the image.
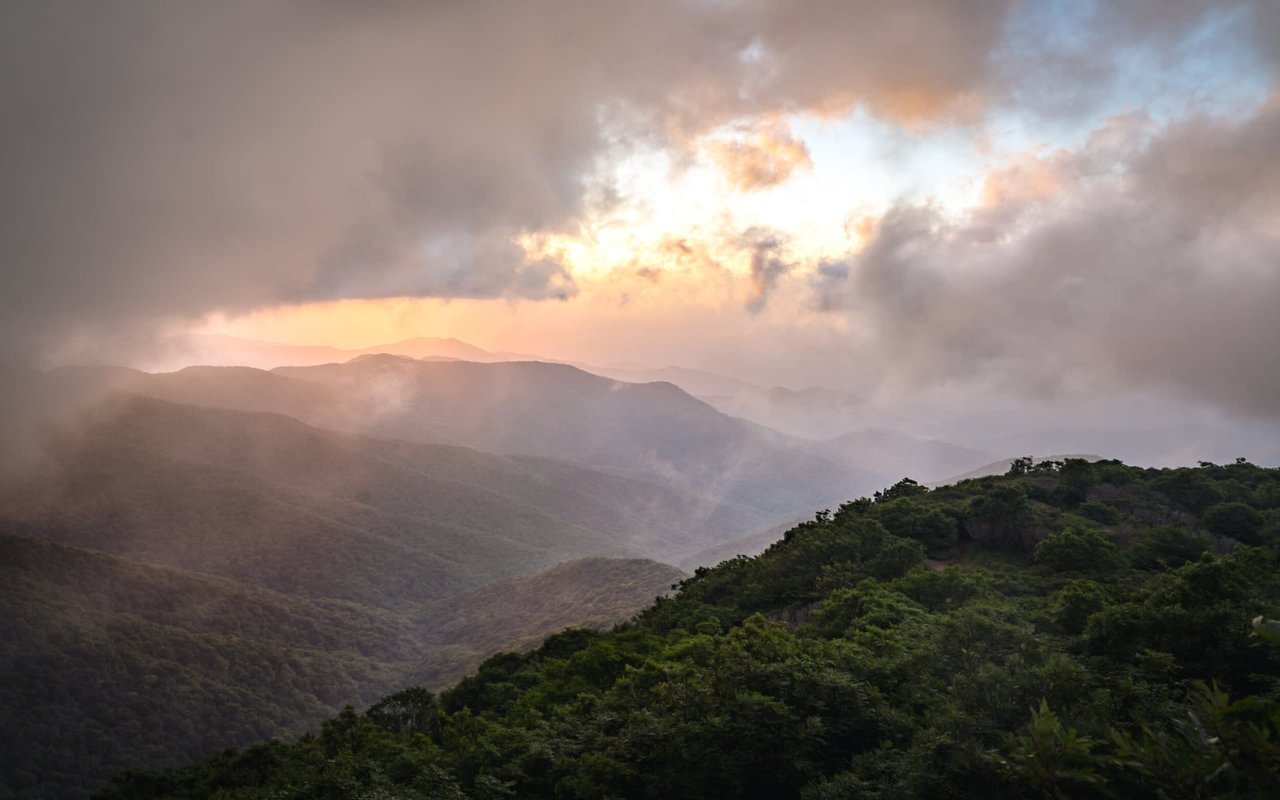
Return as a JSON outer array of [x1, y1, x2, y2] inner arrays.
[[1034, 526, 1115, 573], [1007, 456, 1035, 477], [1000, 701, 1106, 799], [875, 498, 958, 553], [367, 687, 437, 735], [1127, 526, 1210, 570], [966, 484, 1033, 550], [1058, 459, 1097, 494], [1053, 579, 1109, 634], [1202, 502, 1265, 544], [866, 538, 926, 580], [1152, 470, 1225, 513], [874, 478, 929, 503]]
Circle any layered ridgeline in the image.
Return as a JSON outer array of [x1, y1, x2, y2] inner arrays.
[[269, 356, 883, 522], [0, 393, 741, 603], [7, 358, 884, 548], [102, 459, 1280, 800], [155, 335, 1280, 473]]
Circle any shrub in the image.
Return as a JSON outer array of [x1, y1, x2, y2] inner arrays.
[[1034, 526, 1115, 573], [1202, 502, 1265, 545]]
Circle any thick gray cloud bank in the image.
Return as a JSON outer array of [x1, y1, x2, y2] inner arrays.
[[0, 0, 1012, 359], [816, 103, 1280, 418]]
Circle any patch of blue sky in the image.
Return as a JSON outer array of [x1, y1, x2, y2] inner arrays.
[[1143, 5, 1272, 121], [988, 0, 1271, 155]]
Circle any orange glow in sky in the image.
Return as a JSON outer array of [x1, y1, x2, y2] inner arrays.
[[197, 108, 993, 361]]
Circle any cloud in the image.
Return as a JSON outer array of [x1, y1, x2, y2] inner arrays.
[[707, 121, 812, 190], [808, 260, 851, 312], [811, 103, 1280, 417], [741, 228, 792, 313], [0, 0, 1016, 363]]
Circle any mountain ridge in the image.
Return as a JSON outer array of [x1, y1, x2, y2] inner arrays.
[[3, 393, 728, 608]]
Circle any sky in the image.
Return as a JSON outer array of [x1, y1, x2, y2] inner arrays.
[[3, 0, 1280, 437]]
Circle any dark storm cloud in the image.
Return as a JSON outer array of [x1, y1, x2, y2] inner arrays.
[[813, 103, 1280, 417], [0, 0, 1015, 361]]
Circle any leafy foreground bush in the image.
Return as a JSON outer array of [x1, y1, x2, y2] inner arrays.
[[100, 460, 1280, 799]]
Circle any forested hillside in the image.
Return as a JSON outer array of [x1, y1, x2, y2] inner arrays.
[[0, 533, 411, 799], [103, 459, 1280, 799], [0, 534, 681, 800]]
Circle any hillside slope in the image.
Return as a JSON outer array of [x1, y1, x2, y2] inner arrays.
[[0, 533, 681, 800], [0, 532, 418, 800], [14, 361, 873, 551], [1, 394, 744, 605], [417, 557, 685, 657], [104, 459, 1280, 800], [271, 357, 883, 521]]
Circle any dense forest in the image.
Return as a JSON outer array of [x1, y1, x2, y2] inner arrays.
[[97, 458, 1280, 799], [0, 537, 680, 800]]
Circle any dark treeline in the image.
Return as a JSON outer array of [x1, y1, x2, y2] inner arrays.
[[98, 459, 1280, 799]]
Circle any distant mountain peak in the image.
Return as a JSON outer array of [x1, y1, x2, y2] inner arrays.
[[346, 352, 421, 365]]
